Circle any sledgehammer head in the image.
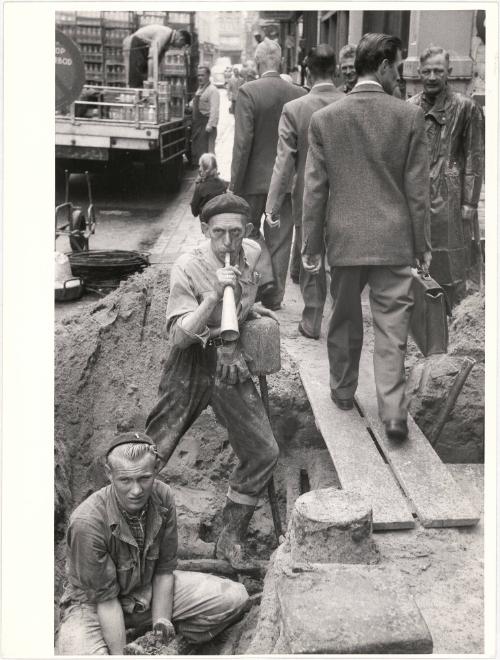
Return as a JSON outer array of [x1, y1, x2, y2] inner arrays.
[[240, 316, 280, 375]]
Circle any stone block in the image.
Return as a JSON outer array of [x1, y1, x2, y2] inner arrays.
[[277, 564, 433, 654], [289, 488, 379, 564]]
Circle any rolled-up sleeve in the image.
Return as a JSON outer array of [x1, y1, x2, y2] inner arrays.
[[67, 516, 120, 604], [155, 492, 178, 574], [166, 262, 210, 348]]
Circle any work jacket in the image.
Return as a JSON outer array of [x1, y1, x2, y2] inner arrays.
[[408, 87, 484, 285]]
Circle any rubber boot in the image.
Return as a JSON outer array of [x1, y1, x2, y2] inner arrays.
[[215, 499, 256, 568]]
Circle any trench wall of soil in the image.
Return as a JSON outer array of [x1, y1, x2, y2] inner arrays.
[[54, 266, 330, 626]]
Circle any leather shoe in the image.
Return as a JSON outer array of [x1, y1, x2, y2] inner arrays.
[[385, 419, 408, 442], [298, 322, 319, 340], [330, 390, 354, 411]]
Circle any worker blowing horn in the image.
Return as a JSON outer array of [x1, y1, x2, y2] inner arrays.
[[144, 192, 281, 567]]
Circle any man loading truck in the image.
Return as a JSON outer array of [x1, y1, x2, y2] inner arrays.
[[124, 24, 192, 88]]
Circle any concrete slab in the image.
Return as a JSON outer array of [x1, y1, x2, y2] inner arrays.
[[277, 563, 433, 654]]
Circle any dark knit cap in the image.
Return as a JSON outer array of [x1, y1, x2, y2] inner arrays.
[[200, 192, 250, 223], [106, 431, 156, 457]]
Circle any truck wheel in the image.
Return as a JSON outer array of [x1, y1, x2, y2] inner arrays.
[[69, 210, 88, 252], [164, 156, 184, 193]]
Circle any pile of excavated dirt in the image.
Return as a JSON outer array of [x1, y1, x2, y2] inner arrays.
[[54, 266, 328, 651], [405, 292, 485, 462]]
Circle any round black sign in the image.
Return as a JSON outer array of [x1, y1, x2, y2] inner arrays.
[[56, 29, 86, 110]]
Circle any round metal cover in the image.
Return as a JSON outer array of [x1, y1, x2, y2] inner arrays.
[[56, 29, 85, 110]]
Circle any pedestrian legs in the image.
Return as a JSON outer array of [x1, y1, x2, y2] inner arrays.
[[263, 193, 294, 307], [299, 225, 327, 338], [290, 225, 302, 282], [368, 266, 414, 422], [327, 267, 368, 398], [207, 127, 217, 154], [242, 194, 274, 289]]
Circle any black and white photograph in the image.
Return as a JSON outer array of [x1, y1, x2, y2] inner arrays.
[[2, 3, 497, 657]]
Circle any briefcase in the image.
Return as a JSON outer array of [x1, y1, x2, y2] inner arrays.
[[409, 268, 450, 357]]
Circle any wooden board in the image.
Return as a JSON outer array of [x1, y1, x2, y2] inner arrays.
[[300, 360, 415, 530], [355, 351, 479, 528]]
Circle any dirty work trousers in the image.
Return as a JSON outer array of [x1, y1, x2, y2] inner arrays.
[[56, 571, 248, 654], [328, 265, 414, 422], [145, 343, 279, 505], [243, 193, 294, 307], [293, 224, 327, 338]]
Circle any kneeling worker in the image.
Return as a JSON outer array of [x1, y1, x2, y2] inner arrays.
[[124, 24, 191, 88], [56, 432, 249, 655], [145, 193, 280, 566]]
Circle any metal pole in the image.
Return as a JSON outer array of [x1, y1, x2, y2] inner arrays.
[[258, 374, 283, 542]]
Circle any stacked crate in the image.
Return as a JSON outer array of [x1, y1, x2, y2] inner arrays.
[[102, 12, 135, 86]]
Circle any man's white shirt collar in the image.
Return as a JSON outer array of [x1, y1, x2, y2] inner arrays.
[[354, 80, 383, 89], [261, 70, 278, 77], [312, 82, 335, 88]]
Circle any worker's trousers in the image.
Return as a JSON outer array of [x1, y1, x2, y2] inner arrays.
[[328, 265, 414, 422], [243, 193, 294, 307], [56, 571, 248, 654], [145, 343, 279, 505], [127, 36, 149, 88]]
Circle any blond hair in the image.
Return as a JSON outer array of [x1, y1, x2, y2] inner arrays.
[[106, 442, 157, 468], [198, 153, 218, 181]]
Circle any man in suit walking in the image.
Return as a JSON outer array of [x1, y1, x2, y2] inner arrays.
[[266, 45, 343, 339], [302, 33, 432, 441], [230, 38, 306, 310]]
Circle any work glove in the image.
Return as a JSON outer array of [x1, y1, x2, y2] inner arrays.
[[216, 341, 251, 385]]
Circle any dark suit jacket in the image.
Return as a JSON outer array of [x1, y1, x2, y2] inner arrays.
[[302, 82, 431, 267], [230, 72, 306, 195], [266, 83, 344, 225]]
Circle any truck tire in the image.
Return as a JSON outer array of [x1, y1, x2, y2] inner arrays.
[[165, 156, 184, 193]]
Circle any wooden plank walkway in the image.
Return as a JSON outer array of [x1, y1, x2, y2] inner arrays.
[[300, 358, 415, 530], [355, 350, 479, 528]]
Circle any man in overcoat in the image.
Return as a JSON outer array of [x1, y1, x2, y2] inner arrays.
[[302, 33, 432, 442], [230, 38, 306, 310], [266, 44, 343, 339], [408, 46, 484, 306]]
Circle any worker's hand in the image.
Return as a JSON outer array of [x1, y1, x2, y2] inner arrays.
[[251, 303, 280, 324], [205, 125, 214, 133], [153, 618, 176, 645], [216, 341, 251, 385], [416, 251, 432, 273], [123, 642, 145, 655], [302, 254, 322, 274], [264, 212, 280, 229], [461, 204, 476, 224], [214, 265, 241, 299]]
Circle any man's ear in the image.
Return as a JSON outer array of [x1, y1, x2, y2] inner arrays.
[[201, 222, 210, 237], [245, 222, 253, 238], [104, 462, 113, 483]]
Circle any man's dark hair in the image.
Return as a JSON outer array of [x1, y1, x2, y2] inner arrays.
[[178, 29, 192, 47], [198, 65, 211, 75], [306, 44, 336, 77], [355, 33, 402, 76]]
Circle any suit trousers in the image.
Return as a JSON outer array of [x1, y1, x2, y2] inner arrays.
[[290, 226, 302, 280], [294, 225, 327, 337], [243, 193, 294, 306], [328, 265, 414, 422]]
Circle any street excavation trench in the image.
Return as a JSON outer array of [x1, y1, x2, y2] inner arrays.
[[55, 266, 485, 654]]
